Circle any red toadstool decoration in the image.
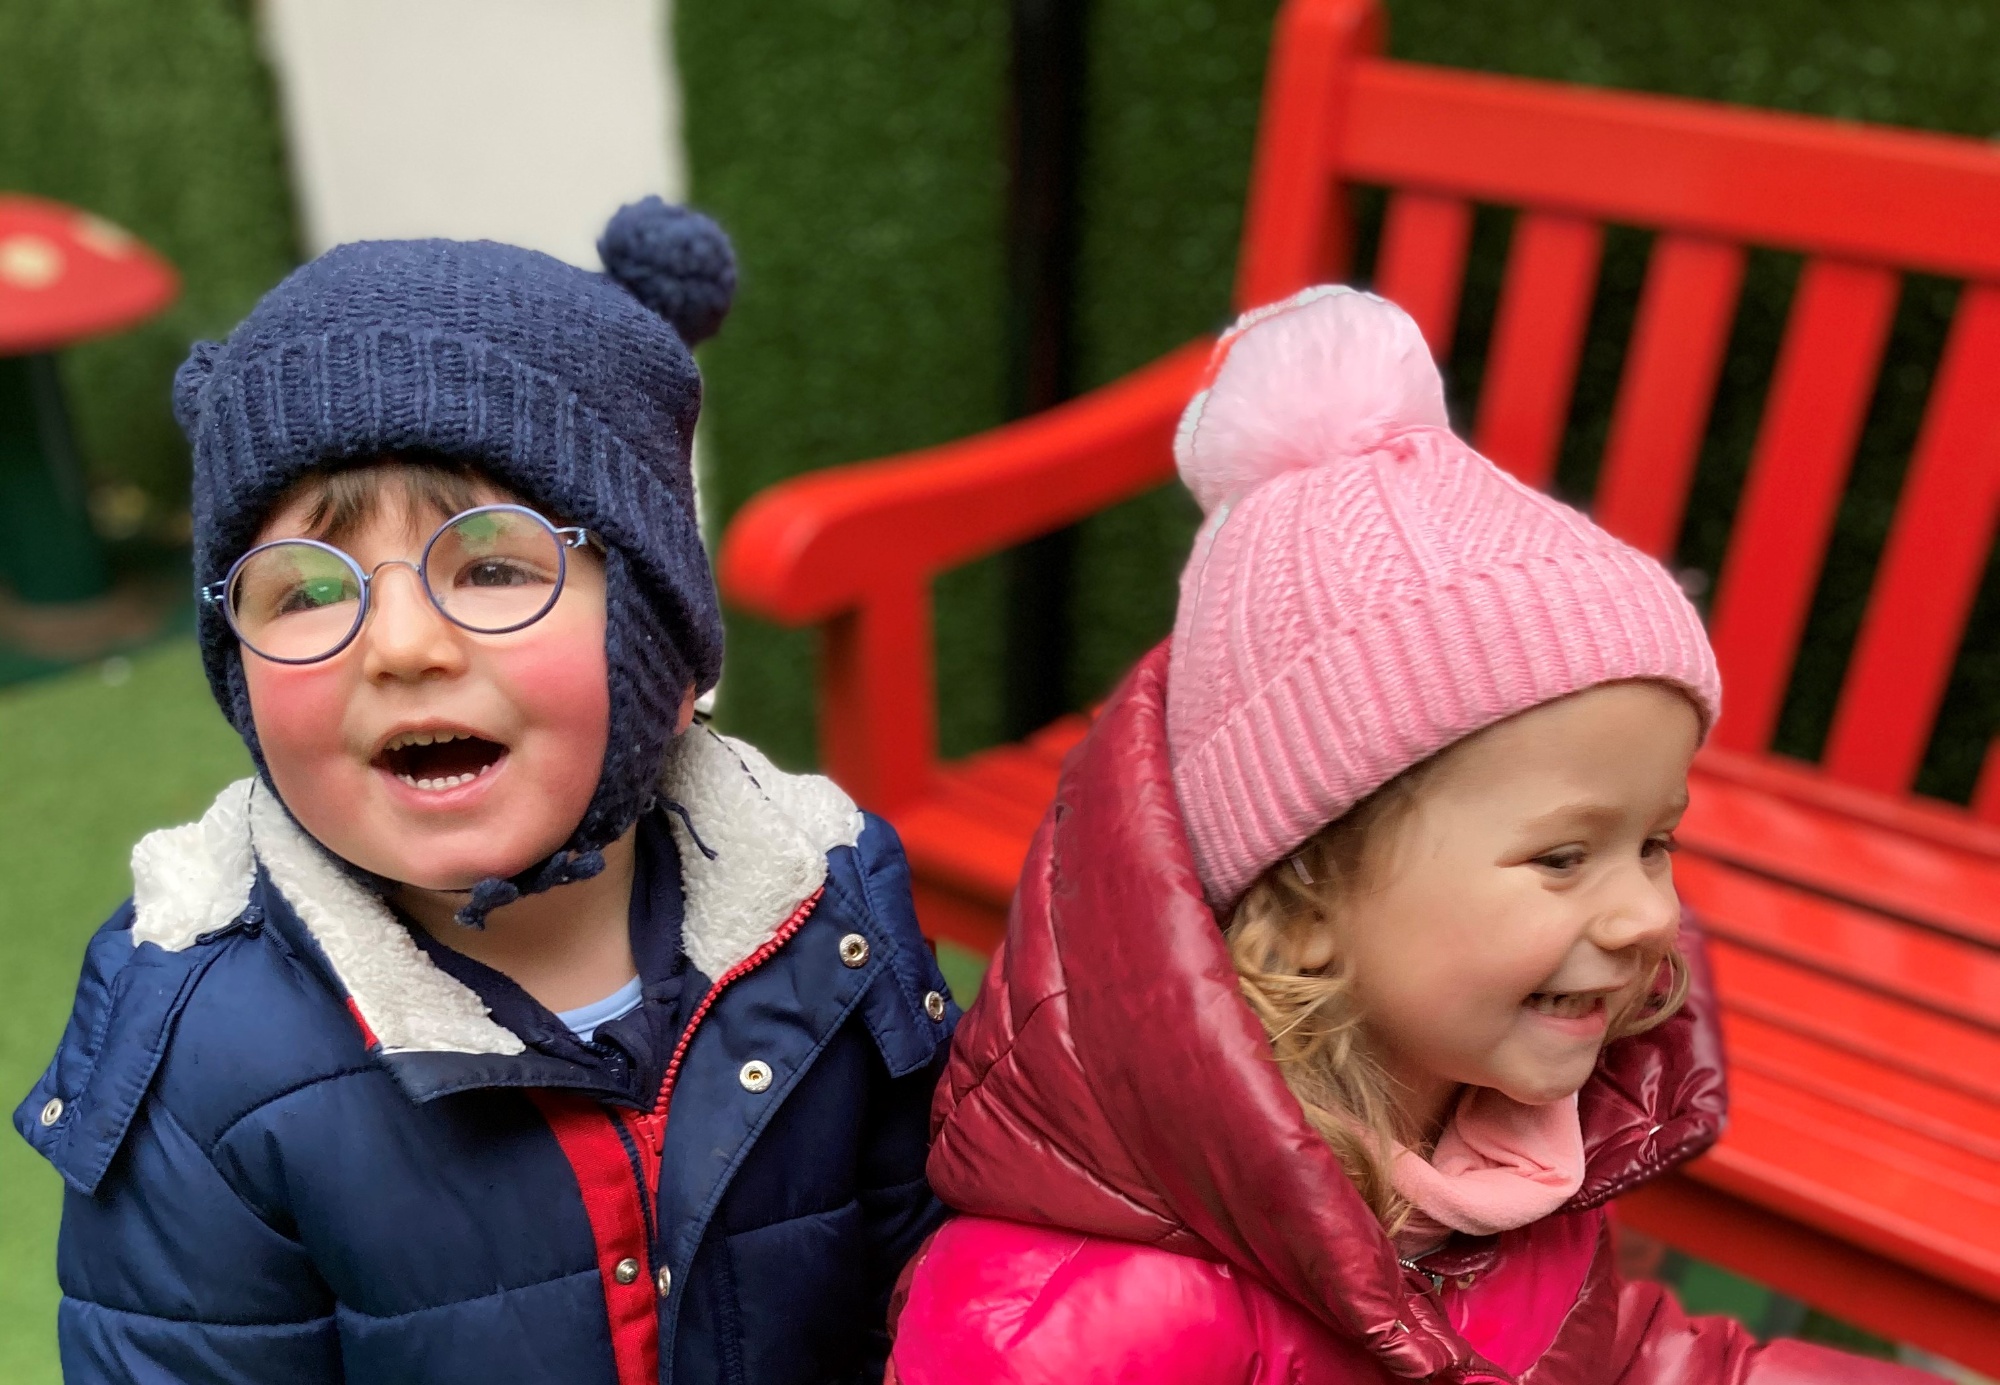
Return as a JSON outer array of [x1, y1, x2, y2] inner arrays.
[[0, 194, 178, 356], [0, 194, 178, 614]]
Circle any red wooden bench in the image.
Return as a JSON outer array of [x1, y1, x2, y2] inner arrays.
[[718, 0, 2000, 1370]]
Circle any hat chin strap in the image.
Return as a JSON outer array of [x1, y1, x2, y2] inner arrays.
[[223, 655, 621, 930], [255, 772, 623, 930], [451, 842, 610, 929]]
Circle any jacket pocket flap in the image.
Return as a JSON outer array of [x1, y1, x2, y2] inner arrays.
[[15, 921, 223, 1197]]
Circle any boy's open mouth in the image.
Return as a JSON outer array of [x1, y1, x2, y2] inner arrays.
[[374, 729, 508, 791]]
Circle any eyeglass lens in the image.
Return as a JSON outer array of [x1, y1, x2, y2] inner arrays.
[[227, 508, 567, 663], [229, 543, 365, 662], [423, 508, 566, 633]]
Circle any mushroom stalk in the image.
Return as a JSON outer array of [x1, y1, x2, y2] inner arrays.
[[0, 352, 109, 604]]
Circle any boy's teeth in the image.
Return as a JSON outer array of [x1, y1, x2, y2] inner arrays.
[[393, 764, 489, 792], [387, 729, 470, 752]]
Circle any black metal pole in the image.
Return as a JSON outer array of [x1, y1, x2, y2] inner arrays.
[[1001, 0, 1088, 739]]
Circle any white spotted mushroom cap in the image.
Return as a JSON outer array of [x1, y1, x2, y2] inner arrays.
[[0, 194, 177, 355]]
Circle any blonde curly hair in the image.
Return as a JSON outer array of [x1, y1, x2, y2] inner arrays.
[[1222, 761, 1689, 1231]]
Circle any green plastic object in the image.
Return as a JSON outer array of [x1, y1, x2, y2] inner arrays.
[[0, 352, 109, 604]]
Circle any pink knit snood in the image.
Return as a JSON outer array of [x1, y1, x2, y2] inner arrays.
[[1166, 287, 1721, 908]]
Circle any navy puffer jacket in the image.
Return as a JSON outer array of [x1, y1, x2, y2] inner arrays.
[[16, 728, 958, 1385]]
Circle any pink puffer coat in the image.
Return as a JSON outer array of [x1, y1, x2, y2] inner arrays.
[[889, 644, 1932, 1385]]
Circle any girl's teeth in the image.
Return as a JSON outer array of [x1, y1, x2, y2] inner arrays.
[[1529, 992, 1599, 1019]]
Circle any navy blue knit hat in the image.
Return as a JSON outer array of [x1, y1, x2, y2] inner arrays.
[[173, 198, 735, 925]]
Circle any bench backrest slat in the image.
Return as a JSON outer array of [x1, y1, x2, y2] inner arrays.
[[1706, 260, 1900, 756], [1472, 212, 1604, 489], [1337, 63, 2000, 281], [1238, 0, 2000, 804], [1823, 284, 2000, 792], [1594, 235, 1747, 560], [1373, 191, 1474, 361]]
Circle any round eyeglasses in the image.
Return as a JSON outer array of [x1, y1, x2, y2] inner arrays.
[[202, 504, 601, 665]]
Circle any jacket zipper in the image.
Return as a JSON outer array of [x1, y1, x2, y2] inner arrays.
[[194, 902, 264, 946], [611, 888, 826, 1255], [1399, 1256, 1447, 1297]]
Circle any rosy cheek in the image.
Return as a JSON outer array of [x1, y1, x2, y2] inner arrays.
[[242, 659, 357, 776], [488, 631, 611, 787], [240, 658, 378, 851]]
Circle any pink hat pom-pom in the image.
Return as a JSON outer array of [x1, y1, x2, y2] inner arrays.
[[1173, 286, 1450, 515]]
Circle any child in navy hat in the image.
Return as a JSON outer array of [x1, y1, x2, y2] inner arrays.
[[17, 199, 960, 1385]]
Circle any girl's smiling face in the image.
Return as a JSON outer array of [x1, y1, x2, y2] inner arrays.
[[238, 465, 610, 891], [1298, 681, 1701, 1128]]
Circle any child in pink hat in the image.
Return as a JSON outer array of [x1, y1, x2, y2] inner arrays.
[[884, 288, 1930, 1385]]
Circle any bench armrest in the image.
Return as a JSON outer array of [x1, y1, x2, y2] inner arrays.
[[719, 340, 1209, 622], [714, 340, 1210, 812]]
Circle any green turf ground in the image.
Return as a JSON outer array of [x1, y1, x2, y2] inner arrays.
[[0, 641, 249, 1382]]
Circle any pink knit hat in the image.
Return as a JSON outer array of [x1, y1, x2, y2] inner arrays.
[[1167, 286, 1721, 908]]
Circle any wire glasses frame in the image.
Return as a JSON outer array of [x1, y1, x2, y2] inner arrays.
[[201, 503, 600, 665]]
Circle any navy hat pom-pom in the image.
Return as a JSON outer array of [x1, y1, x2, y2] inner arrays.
[[598, 197, 736, 346]]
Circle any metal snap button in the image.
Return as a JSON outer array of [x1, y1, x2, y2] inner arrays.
[[613, 1257, 641, 1285], [923, 990, 947, 1021], [655, 1265, 672, 1298], [739, 1060, 773, 1093], [38, 1098, 63, 1128], [838, 933, 870, 968]]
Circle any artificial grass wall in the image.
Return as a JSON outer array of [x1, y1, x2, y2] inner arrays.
[[692, 0, 2000, 799], [678, 0, 1014, 768], [0, 0, 298, 534]]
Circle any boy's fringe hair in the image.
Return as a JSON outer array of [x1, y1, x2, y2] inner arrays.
[[283, 453, 491, 547], [1222, 766, 1690, 1232]]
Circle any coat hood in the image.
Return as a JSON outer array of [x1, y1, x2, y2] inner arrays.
[[925, 643, 1728, 1379]]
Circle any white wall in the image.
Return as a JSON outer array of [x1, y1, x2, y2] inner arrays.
[[260, 0, 684, 267]]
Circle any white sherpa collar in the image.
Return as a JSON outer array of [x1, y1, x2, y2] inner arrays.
[[129, 728, 863, 1057], [661, 728, 865, 979]]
